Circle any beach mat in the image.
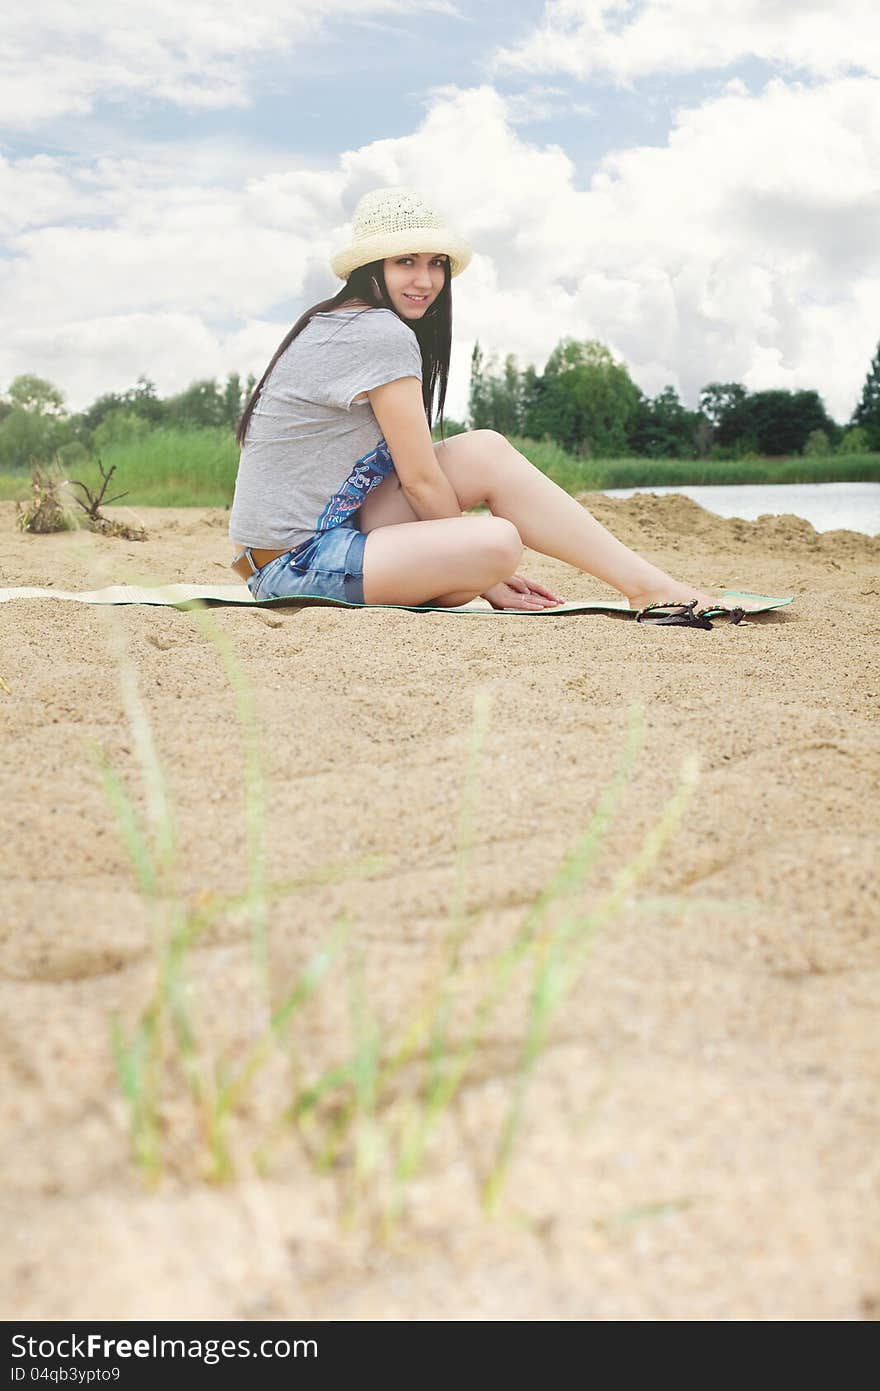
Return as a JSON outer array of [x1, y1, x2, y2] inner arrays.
[[0, 584, 793, 615]]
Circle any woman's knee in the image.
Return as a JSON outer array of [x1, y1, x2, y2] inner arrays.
[[438, 427, 511, 463], [431, 428, 513, 511], [360, 515, 521, 606], [475, 428, 510, 450], [483, 516, 523, 569]]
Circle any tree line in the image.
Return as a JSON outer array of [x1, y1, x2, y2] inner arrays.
[[0, 373, 256, 471], [468, 337, 880, 459], [1, 335, 879, 471]]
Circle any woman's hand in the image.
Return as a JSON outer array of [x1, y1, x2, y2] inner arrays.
[[481, 574, 565, 610]]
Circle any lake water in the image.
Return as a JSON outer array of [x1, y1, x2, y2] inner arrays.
[[600, 482, 880, 538]]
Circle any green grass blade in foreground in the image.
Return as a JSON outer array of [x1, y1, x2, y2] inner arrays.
[[382, 686, 492, 1202], [95, 739, 168, 1183], [97, 607, 386, 1184], [186, 608, 269, 1006], [388, 706, 647, 1206], [483, 750, 701, 1213], [173, 612, 395, 1182], [344, 944, 386, 1223], [271, 686, 493, 1213], [391, 705, 645, 1099], [508, 706, 645, 947], [389, 704, 644, 1084], [171, 850, 387, 959], [113, 610, 203, 1104], [272, 936, 392, 1196], [88, 610, 177, 905], [95, 606, 196, 1062], [95, 610, 191, 1180], [160, 911, 208, 1108], [90, 706, 200, 1114], [209, 916, 352, 1180], [110, 1011, 162, 1182], [425, 686, 491, 1092], [89, 749, 158, 898]]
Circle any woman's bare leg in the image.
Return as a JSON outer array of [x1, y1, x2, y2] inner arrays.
[[445, 431, 742, 611], [358, 462, 518, 607], [361, 514, 523, 607], [358, 428, 748, 610]]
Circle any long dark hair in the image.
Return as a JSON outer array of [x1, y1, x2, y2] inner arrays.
[[235, 257, 453, 448]]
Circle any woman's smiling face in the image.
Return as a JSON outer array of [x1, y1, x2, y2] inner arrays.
[[382, 252, 448, 318]]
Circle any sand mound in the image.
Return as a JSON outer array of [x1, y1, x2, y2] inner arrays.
[[581, 490, 879, 561]]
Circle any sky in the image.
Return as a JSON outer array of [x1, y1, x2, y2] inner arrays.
[[2, 0, 879, 424]]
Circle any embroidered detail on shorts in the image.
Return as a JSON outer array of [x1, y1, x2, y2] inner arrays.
[[315, 438, 394, 532]]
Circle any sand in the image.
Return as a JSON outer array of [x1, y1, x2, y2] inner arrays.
[[1, 493, 878, 1322]]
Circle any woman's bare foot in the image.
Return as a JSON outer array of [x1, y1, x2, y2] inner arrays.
[[626, 579, 764, 614]]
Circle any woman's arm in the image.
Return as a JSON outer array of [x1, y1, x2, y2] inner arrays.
[[368, 377, 462, 522], [400, 469, 463, 523]]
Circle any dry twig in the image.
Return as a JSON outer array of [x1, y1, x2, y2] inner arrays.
[[68, 459, 147, 541]]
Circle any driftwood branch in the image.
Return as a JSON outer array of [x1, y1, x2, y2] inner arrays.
[[68, 459, 129, 520]]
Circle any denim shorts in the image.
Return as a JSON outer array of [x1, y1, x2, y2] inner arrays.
[[245, 521, 368, 605]]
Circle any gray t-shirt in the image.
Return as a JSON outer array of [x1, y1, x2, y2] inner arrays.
[[229, 307, 424, 551]]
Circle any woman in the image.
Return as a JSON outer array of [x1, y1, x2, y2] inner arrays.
[[229, 186, 748, 617]]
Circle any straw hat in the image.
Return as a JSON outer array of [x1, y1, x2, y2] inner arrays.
[[330, 187, 472, 281]]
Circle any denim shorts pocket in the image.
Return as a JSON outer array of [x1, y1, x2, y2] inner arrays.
[[285, 540, 320, 573]]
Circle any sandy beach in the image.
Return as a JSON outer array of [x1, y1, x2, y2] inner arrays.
[[1, 491, 877, 1321]]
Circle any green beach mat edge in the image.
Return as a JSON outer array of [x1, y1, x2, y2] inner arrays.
[[0, 584, 794, 615]]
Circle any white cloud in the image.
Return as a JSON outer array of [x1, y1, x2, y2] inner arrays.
[[491, 0, 880, 82], [502, 85, 596, 124], [0, 0, 459, 128], [1, 76, 878, 424], [509, 73, 880, 412], [0, 155, 86, 236], [6, 313, 228, 408]]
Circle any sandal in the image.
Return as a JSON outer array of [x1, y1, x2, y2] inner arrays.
[[635, 599, 745, 630]]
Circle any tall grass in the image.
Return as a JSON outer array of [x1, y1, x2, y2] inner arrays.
[[0, 428, 876, 507], [507, 436, 880, 490], [97, 604, 711, 1227], [0, 428, 240, 508]]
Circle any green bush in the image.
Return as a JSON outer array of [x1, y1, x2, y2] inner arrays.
[[93, 409, 152, 454], [803, 429, 831, 457], [0, 407, 56, 469], [56, 440, 90, 468], [837, 426, 870, 455]]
